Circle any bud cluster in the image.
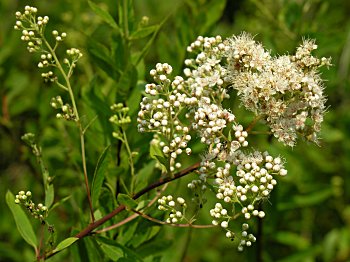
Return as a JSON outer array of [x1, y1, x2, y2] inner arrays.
[[14, 6, 46, 53], [50, 96, 76, 121], [15, 191, 48, 221], [157, 195, 187, 224], [138, 63, 194, 173], [237, 223, 256, 251], [21, 133, 41, 157], [110, 103, 132, 140], [14, 6, 83, 83]]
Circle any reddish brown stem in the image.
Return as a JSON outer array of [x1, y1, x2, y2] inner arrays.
[[76, 161, 200, 238], [42, 161, 200, 259], [246, 115, 263, 133]]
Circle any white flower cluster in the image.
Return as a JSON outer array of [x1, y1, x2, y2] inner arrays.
[[14, 6, 83, 82], [138, 63, 194, 172], [14, 6, 46, 53], [139, 32, 329, 249], [15, 190, 48, 221], [157, 195, 186, 224], [224, 33, 331, 146], [237, 223, 256, 251]]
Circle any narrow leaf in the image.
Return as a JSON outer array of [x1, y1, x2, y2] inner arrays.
[[45, 184, 54, 208], [91, 145, 111, 207], [130, 25, 159, 40], [50, 195, 71, 211], [97, 237, 143, 261], [6, 191, 37, 249], [53, 237, 79, 253], [88, 1, 121, 33], [100, 243, 123, 261]]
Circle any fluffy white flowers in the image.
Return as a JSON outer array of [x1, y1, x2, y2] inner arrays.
[[139, 32, 329, 250]]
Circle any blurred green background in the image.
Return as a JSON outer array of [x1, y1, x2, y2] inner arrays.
[[1, 0, 350, 261]]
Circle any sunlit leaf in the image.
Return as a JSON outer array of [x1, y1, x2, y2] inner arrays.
[[5, 191, 37, 250], [53, 237, 79, 253]]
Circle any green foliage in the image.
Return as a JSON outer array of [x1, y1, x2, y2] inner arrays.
[[6, 191, 38, 250], [1, 0, 350, 261]]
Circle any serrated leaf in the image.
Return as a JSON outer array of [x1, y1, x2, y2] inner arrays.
[[92, 145, 111, 207], [88, 1, 121, 33], [53, 237, 79, 253], [6, 191, 37, 250], [117, 194, 138, 209]]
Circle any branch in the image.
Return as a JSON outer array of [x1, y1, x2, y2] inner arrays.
[[131, 209, 215, 229], [95, 184, 168, 234], [77, 161, 200, 238], [42, 161, 200, 259]]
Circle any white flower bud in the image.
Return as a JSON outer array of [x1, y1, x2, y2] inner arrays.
[[221, 221, 228, 228]]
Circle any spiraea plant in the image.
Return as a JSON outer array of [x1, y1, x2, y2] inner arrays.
[[7, 4, 331, 261], [138, 34, 330, 249]]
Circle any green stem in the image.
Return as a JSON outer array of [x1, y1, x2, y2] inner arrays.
[[121, 128, 135, 192], [42, 37, 95, 223], [122, 0, 129, 39]]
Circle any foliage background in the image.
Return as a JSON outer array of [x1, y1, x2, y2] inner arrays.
[[1, 0, 350, 261]]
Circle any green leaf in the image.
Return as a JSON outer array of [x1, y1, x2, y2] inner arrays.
[[130, 226, 161, 248], [50, 195, 71, 212], [100, 243, 123, 261], [273, 231, 310, 249], [91, 145, 111, 207], [150, 142, 168, 171], [200, 0, 226, 34], [88, 1, 121, 33], [53, 237, 79, 253], [117, 194, 138, 209], [133, 15, 169, 66], [323, 229, 340, 261], [127, 81, 145, 116], [278, 188, 333, 210], [87, 39, 121, 80], [136, 238, 172, 258], [97, 236, 143, 261], [116, 64, 138, 102], [135, 161, 155, 192], [5, 191, 37, 250], [45, 184, 54, 208], [278, 245, 322, 262], [130, 25, 159, 40]]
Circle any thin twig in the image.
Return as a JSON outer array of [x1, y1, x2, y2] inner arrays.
[[95, 184, 168, 233], [41, 162, 200, 260], [246, 115, 263, 133], [43, 37, 95, 223], [131, 209, 215, 229], [37, 222, 45, 261]]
